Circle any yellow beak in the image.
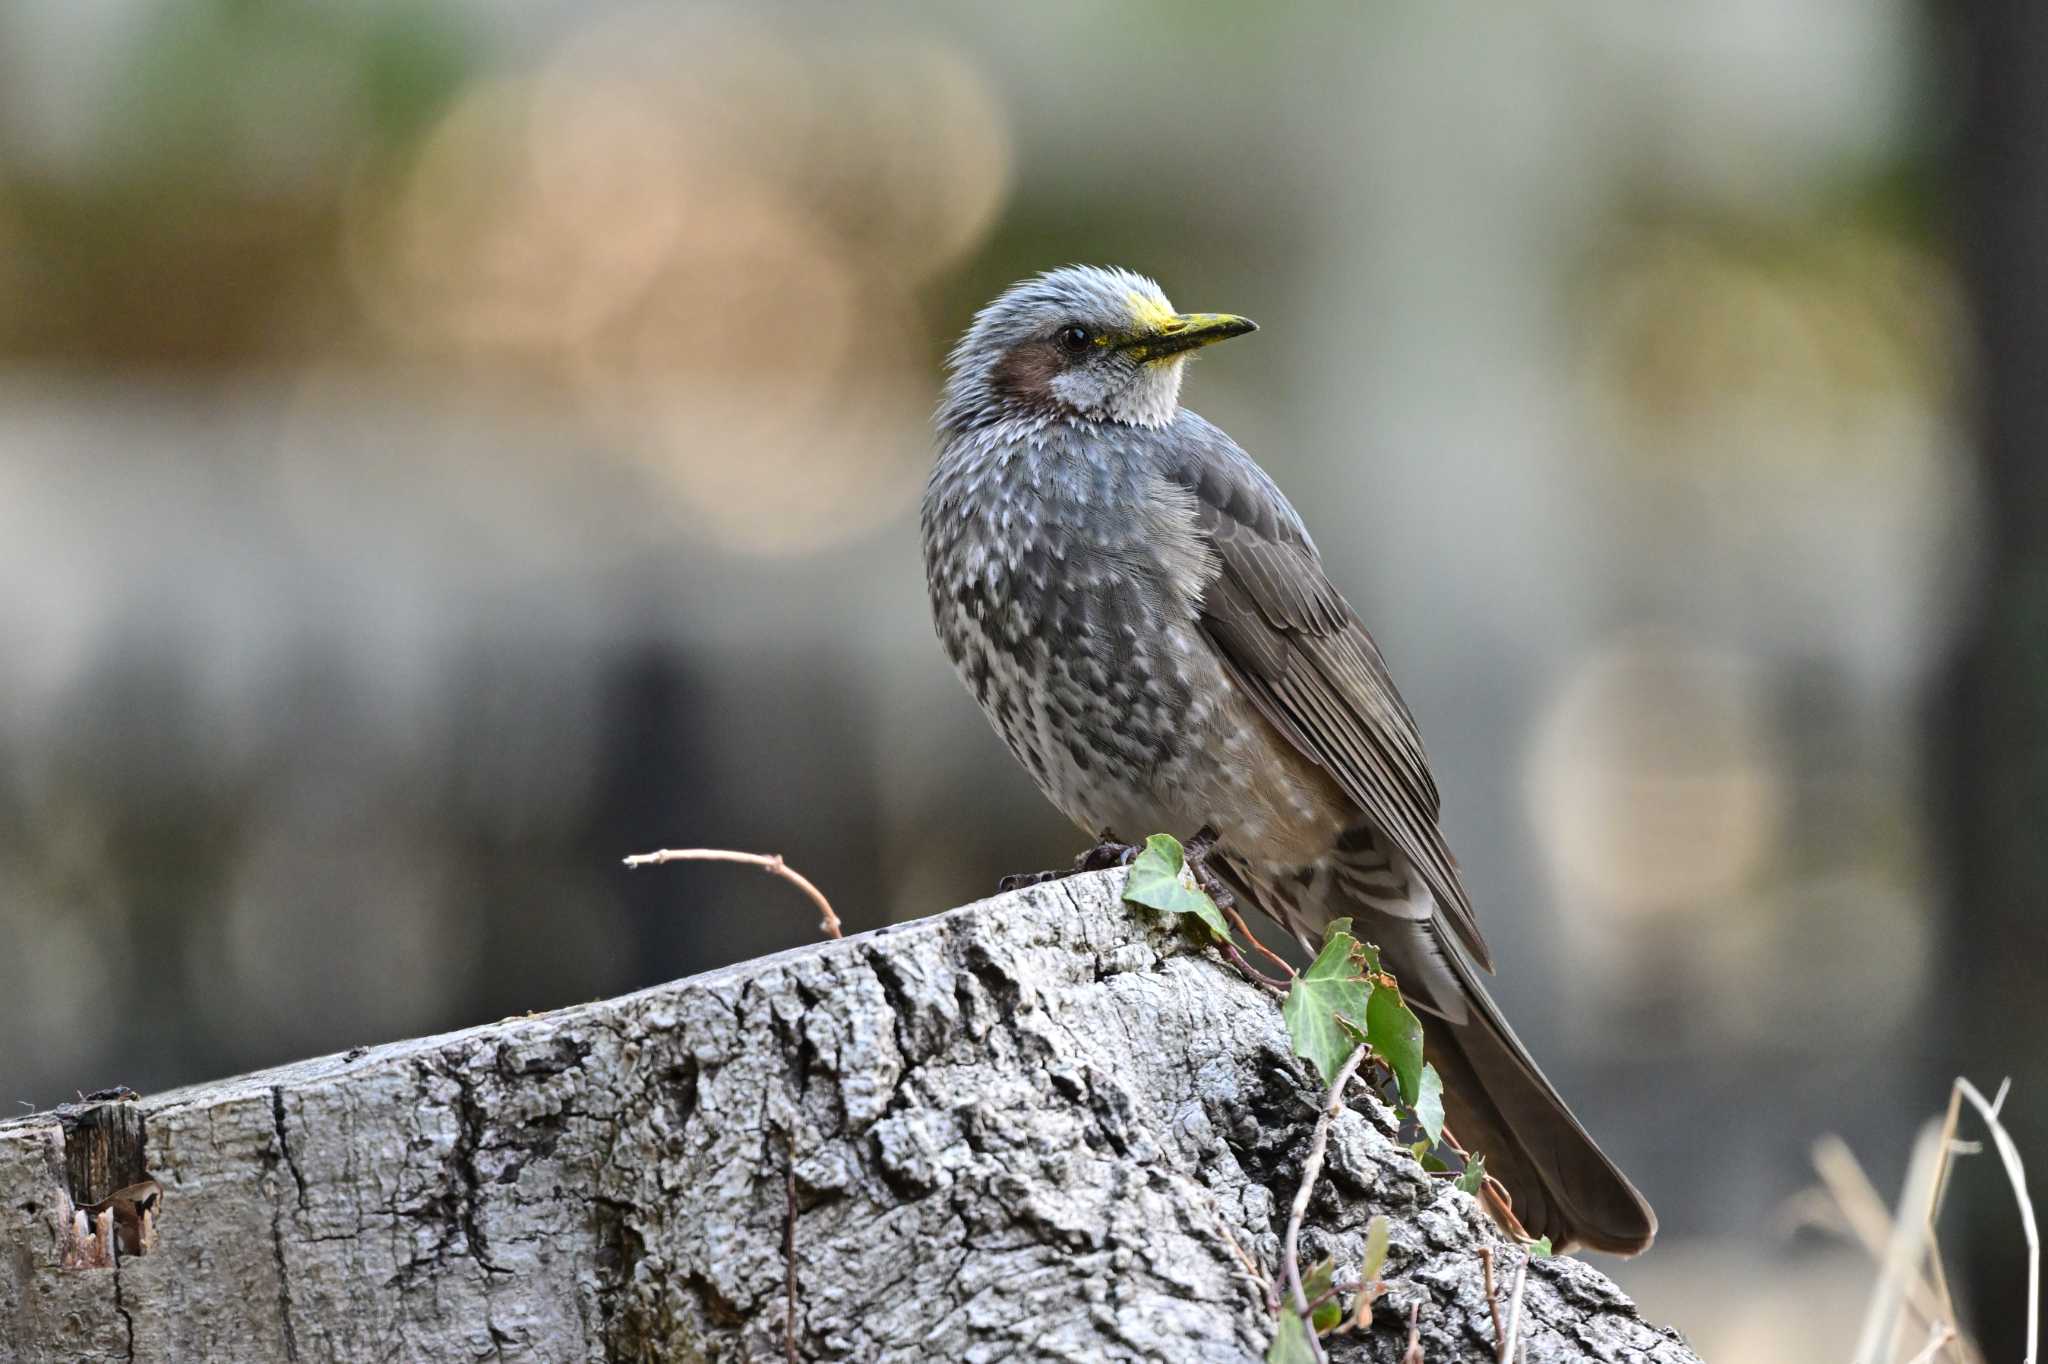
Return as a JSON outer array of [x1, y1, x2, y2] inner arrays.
[[1119, 312, 1258, 362]]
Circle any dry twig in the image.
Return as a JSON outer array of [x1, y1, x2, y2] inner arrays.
[[1282, 1043, 1370, 1364], [1924, 1083, 1968, 1345], [1812, 1074, 2043, 1364], [1220, 942, 1290, 996], [1332, 1284, 1380, 1338], [1850, 1121, 1947, 1364], [1480, 1245, 1506, 1351], [624, 848, 842, 939], [1498, 1252, 1529, 1364], [1196, 1191, 1278, 1311], [1953, 1078, 2038, 1364], [1220, 898, 1297, 978], [1905, 1322, 1958, 1364], [1814, 1133, 1953, 1346]]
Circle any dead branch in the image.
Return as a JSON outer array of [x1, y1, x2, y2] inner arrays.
[[624, 847, 842, 938], [1282, 1042, 1371, 1364]]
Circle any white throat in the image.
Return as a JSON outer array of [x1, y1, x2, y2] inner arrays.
[[1050, 356, 1187, 429]]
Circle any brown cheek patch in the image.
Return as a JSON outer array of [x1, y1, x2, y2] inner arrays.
[[992, 341, 1062, 407]]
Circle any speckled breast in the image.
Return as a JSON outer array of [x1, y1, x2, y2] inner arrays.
[[921, 422, 1204, 830]]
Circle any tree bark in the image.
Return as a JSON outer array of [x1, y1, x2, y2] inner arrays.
[[1949, 3, 2048, 1359], [1, 872, 1698, 1363]]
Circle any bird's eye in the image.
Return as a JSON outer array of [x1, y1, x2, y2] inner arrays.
[[1057, 325, 1092, 355]]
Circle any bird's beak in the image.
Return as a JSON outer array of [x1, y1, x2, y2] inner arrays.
[[1119, 312, 1258, 362]]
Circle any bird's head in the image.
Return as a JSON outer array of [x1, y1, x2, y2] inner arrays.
[[938, 265, 1256, 433]]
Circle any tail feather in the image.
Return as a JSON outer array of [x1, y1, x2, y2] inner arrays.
[[1420, 970, 1657, 1254], [1229, 854, 1656, 1255], [1369, 912, 1655, 1254]]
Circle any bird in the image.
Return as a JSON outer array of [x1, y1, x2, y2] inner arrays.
[[920, 265, 1656, 1255]]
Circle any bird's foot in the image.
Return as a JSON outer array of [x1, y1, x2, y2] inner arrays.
[[75, 1085, 140, 1104], [1073, 833, 1141, 873], [1180, 824, 1237, 912], [995, 831, 1139, 893]]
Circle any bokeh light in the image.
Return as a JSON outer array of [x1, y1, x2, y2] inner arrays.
[[1528, 635, 1783, 918]]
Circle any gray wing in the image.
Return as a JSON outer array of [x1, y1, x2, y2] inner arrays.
[[1165, 430, 1494, 972]]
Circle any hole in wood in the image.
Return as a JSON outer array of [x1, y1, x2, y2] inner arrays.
[[58, 1101, 159, 1269]]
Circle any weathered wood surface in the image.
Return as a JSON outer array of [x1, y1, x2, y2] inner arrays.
[[0, 872, 1700, 1363]]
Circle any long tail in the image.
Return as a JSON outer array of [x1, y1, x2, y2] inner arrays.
[[1232, 857, 1657, 1255], [1409, 941, 1657, 1254]]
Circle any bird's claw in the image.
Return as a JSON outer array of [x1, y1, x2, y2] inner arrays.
[[996, 831, 1139, 894], [1180, 825, 1237, 912], [1072, 832, 1140, 873], [996, 829, 1227, 899]]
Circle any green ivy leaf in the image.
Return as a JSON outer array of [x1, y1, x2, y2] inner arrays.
[[1360, 1214, 1391, 1284], [1302, 1257, 1334, 1296], [1282, 924, 1372, 1085], [1302, 1257, 1341, 1332], [1122, 834, 1230, 941], [1366, 982, 1426, 1106], [1265, 1305, 1319, 1363], [1526, 1236, 1553, 1259], [1420, 1150, 1451, 1174], [1453, 1151, 1488, 1194], [1412, 1062, 1445, 1146]]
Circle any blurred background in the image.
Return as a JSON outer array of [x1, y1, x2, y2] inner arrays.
[[1, 1, 2041, 1357]]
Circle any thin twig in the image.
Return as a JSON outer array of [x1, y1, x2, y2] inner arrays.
[[1220, 899, 1297, 978], [1220, 943, 1289, 996], [624, 848, 842, 939], [1480, 1246, 1506, 1350], [1220, 1223, 1279, 1310], [1498, 1253, 1528, 1363], [1925, 1081, 1969, 1355], [1817, 1076, 2034, 1364], [1852, 1119, 1947, 1364], [1954, 1078, 2038, 1364], [1479, 1177, 1530, 1243], [1194, 1189, 1278, 1311], [1331, 1257, 1387, 1335], [1283, 1043, 1370, 1364], [1331, 1281, 1381, 1338], [1402, 1301, 1425, 1363], [1814, 1133, 1952, 1340], [1302, 1280, 1363, 1315], [1904, 1321, 1957, 1364]]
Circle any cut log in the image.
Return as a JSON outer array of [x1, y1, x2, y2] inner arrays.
[[0, 871, 1699, 1363]]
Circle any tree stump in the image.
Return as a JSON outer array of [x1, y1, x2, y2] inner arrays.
[[0, 871, 1700, 1363]]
